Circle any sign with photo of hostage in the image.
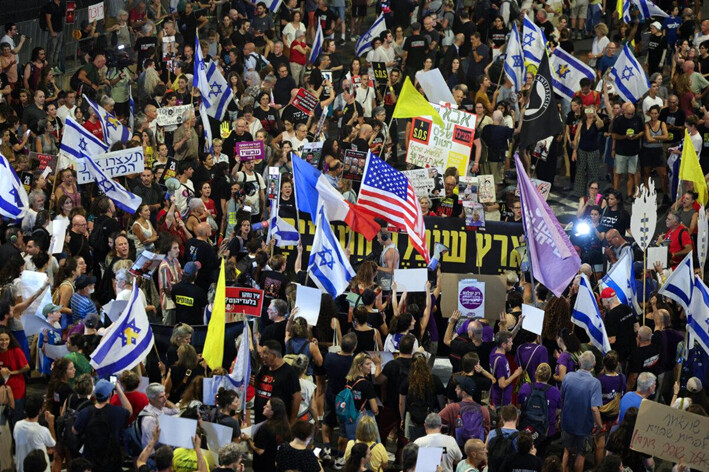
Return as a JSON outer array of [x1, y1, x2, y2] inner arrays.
[[343, 149, 367, 181], [403, 168, 444, 199]]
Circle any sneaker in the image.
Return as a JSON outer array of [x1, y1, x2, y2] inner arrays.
[[333, 457, 346, 470], [321, 447, 333, 463], [351, 34, 360, 42]]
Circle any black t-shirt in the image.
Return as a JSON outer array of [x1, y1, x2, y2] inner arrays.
[[381, 357, 413, 408], [275, 444, 321, 472], [628, 336, 663, 376], [260, 270, 288, 302], [260, 320, 287, 353], [403, 35, 430, 70], [254, 362, 301, 423], [565, 111, 582, 143], [171, 281, 208, 325], [346, 376, 377, 412], [340, 100, 364, 128], [184, 238, 219, 293], [499, 452, 544, 472], [481, 125, 514, 162], [50, 382, 75, 417], [434, 195, 462, 217], [612, 114, 644, 156], [281, 104, 309, 126], [446, 372, 493, 405], [647, 34, 667, 69], [324, 352, 355, 402], [252, 423, 283, 472], [315, 7, 338, 33], [134, 36, 158, 67], [605, 304, 637, 361], [599, 207, 631, 236], [253, 106, 281, 136], [274, 76, 296, 106]]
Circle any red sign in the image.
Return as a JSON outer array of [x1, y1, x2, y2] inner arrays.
[[29, 152, 58, 172], [66, 2, 76, 24], [453, 125, 474, 146], [225, 287, 264, 317], [292, 88, 318, 115]]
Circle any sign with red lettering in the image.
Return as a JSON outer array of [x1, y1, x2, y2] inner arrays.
[[29, 152, 58, 172], [225, 287, 264, 317], [292, 88, 319, 115]]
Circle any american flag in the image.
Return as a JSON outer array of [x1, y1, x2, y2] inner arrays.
[[358, 152, 429, 262]]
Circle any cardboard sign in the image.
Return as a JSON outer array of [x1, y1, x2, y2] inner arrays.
[[522, 303, 545, 335], [295, 284, 321, 326], [646, 246, 668, 269], [459, 176, 478, 203], [75, 146, 145, 184], [156, 104, 193, 126], [515, 178, 551, 201], [393, 268, 428, 292], [88, 2, 104, 21], [442, 273, 505, 320], [343, 148, 367, 181], [235, 141, 265, 162], [225, 287, 264, 317], [630, 399, 709, 471], [403, 168, 442, 198], [463, 202, 485, 228], [292, 88, 318, 115], [458, 279, 485, 318], [478, 175, 496, 203], [372, 62, 388, 84], [160, 158, 178, 184], [29, 152, 58, 172], [267, 167, 280, 201]]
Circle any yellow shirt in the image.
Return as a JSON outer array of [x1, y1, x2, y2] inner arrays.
[[344, 440, 388, 472], [172, 447, 215, 472]]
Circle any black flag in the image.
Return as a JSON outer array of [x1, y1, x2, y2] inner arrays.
[[518, 53, 563, 150]]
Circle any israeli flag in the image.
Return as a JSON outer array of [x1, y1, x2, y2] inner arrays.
[[550, 47, 596, 101], [572, 274, 612, 353], [199, 103, 213, 155], [610, 44, 650, 104], [601, 250, 642, 314], [522, 15, 547, 68], [90, 281, 155, 377], [504, 23, 526, 94], [688, 275, 709, 356], [634, 0, 668, 20], [60, 116, 109, 161], [263, 0, 283, 12], [224, 323, 251, 412], [269, 208, 300, 247], [308, 206, 355, 297], [355, 13, 387, 57], [83, 94, 130, 145], [311, 21, 324, 65], [193, 35, 213, 109], [658, 252, 694, 312], [0, 152, 30, 220], [83, 152, 142, 214], [204, 61, 234, 121]]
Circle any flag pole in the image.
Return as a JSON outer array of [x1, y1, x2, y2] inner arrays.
[[642, 249, 647, 326]]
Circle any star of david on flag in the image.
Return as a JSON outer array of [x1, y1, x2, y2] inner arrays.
[[549, 47, 596, 101], [610, 43, 649, 103], [0, 151, 30, 220], [504, 23, 526, 94], [522, 16, 547, 68], [355, 13, 387, 57], [83, 94, 130, 145], [307, 206, 355, 298]]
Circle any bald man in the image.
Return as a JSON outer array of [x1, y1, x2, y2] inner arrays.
[[68, 215, 93, 272], [604, 229, 632, 269], [351, 124, 373, 152], [683, 59, 709, 96], [184, 222, 219, 292]]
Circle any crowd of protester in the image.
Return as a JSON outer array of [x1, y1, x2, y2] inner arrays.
[[0, 0, 707, 472]]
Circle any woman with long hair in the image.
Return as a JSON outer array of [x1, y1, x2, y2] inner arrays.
[[445, 57, 465, 88], [576, 181, 606, 218], [55, 194, 74, 223], [285, 317, 324, 379], [54, 169, 82, 209], [228, 218, 252, 262], [343, 415, 387, 471], [571, 106, 604, 196], [53, 257, 86, 321], [0, 326, 28, 424], [245, 397, 292, 472], [400, 353, 443, 441], [253, 91, 282, 137], [164, 344, 206, 403], [343, 442, 372, 472], [39, 67, 60, 103], [595, 351, 625, 464], [606, 407, 648, 471], [353, 306, 382, 353], [34, 119, 59, 154], [165, 323, 194, 367], [177, 375, 204, 412], [46, 357, 76, 472], [282, 10, 306, 49], [157, 237, 183, 325], [131, 203, 158, 258], [212, 388, 242, 440], [343, 353, 380, 439], [553, 329, 582, 384], [199, 181, 218, 221]]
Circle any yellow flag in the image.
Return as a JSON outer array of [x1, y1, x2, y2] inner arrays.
[[392, 76, 444, 127], [203, 258, 226, 370], [617, 0, 623, 21], [680, 130, 708, 205]]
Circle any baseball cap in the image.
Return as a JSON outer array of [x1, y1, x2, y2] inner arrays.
[[651, 21, 662, 30], [94, 379, 115, 401], [454, 375, 476, 396], [687, 377, 703, 393], [184, 261, 202, 278], [42, 303, 63, 317], [600, 287, 617, 299], [75, 275, 97, 290]]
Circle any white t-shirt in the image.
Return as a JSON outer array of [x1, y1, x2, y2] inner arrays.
[[414, 433, 463, 472], [298, 378, 316, 420], [13, 420, 55, 472], [371, 45, 397, 73], [282, 22, 306, 48], [641, 95, 664, 122]]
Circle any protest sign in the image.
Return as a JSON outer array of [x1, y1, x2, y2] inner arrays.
[[235, 141, 265, 162], [129, 251, 165, 279], [159, 415, 197, 449], [302, 141, 324, 168], [464, 202, 485, 228], [22, 313, 57, 337], [292, 88, 319, 115], [415, 68, 456, 105], [478, 175, 496, 203], [630, 399, 709, 471], [225, 287, 264, 317], [21, 271, 52, 319], [646, 246, 668, 269], [29, 152, 58, 173], [343, 148, 367, 181], [406, 103, 476, 175], [76, 147, 145, 184], [20, 172, 32, 192], [515, 178, 551, 201], [522, 304, 545, 335], [50, 218, 69, 255], [156, 104, 193, 126], [372, 62, 388, 84], [393, 268, 428, 292], [160, 158, 178, 184], [459, 176, 478, 203], [458, 279, 485, 318], [295, 284, 321, 326], [45, 343, 70, 360], [267, 167, 280, 201], [403, 169, 441, 198], [88, 2, 104, 21]]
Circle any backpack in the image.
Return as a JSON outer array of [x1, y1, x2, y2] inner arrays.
[[125, 408, 156, 458], [487, 428, 519, 472], [82, 406, 123, 471], [519, 384, 551, 446], [454, 401, 486, 448], [503, 0, 521, 22], [408, 387, 434, 426], [335, 378, 366, 424], [54, 394, 92, 453], [89, 217, 109, 257]]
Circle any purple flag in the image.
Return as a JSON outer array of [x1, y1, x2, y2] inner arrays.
[[515, 155, 580, 296]]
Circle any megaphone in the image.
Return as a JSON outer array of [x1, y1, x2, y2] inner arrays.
[[427, 242, 450, 271], [164, 177, 181, 200]]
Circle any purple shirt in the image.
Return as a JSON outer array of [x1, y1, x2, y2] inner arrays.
[[597, 373, 626, 405], [518, 382, 562, 436], [427, 294, 439, 342], [490, 350, 512, 406], [555, 352, 577, 378], [516, 343, 549, 381], [455, 319, 494, 342]]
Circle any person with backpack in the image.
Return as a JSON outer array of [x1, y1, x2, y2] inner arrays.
[[595, 351, 626, 467], [338, 352, 380, 442], [414, 413, 463, 472], [498, 431, 543, 472], [322, 332, 357, 464], [553, 329, 583, 384], [137, 382, 179, 450], [490, 330, 523, 409], [71, 379, 131, 472], [517, 363, 562, 454], [285, 315, 324, 378], [54, 373, 94, 459], [438, 376, 490, 447], [398, 352, 444, 442], [515, 330, 549, 384], [485, 405, 520, 472]]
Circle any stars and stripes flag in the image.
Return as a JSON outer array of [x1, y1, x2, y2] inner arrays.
[[357, 152, 429, 263]]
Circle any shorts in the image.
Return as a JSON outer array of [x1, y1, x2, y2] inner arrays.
[[254, 36, 267, 48], [562, 431, 590, 454], [332, 5, 346, 22], [353, 5, 368, 17], [641, 147, 665, 169], [324, 398, 339, 428], [614, 153, 638, 174], [570, 0, 589, 18]]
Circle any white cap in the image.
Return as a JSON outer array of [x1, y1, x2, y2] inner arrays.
[[651, 21, 662, 31]]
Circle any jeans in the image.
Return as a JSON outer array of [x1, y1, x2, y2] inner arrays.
[[47, 31, 64, 69], [586, 4, 603, 34]]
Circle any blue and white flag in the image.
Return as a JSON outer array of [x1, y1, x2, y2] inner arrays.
[[610, 44, 650, 103], [573, 274, 612, 353], [129, 86, 135, 131], [311, 21, 324, 65], [601, 250, 641, 314], [658, 252, 694, 312], [268, 206, 300, 247], [263, 0, 283, 12], [224, 323, 251, 412], [355, 13, 387, 57], [504, 23, 526, 94], [633, 0, 668, 20], [199, 103, 213, 155], [0, 152, 29, 220], [688, 275, 709, 356], [550, 47, 596, 101], [193, 35, 213, 109], [522, 15, 547, 68], [83, 151, 142, 214], [90, 281, 155, 377], [60, 116, 109, 161], [204, 60, 234, 121], [83, 94, 130, 145], [308, 206, 355, 297]]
